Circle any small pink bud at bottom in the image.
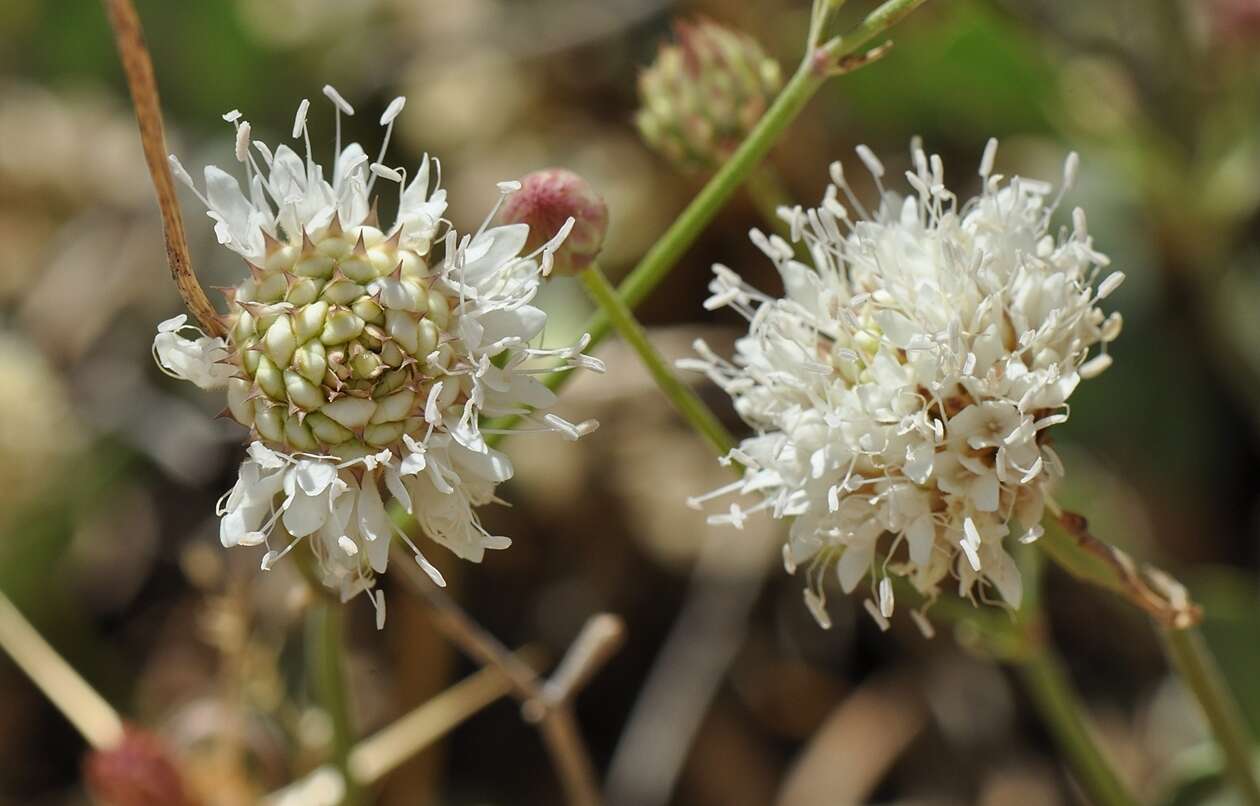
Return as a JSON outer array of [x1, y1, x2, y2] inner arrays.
[[84, 727, 199, 806], [498, 168, 609, 277], [1208, 0, 1260, 43]]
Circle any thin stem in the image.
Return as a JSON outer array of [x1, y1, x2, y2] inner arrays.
[[350, 647, 542, 785], [101, 0, 224, 336], [1038, 509, 1200, 628], [578, 263, 735, 458], [908, 549, 1136, 806], [1015, 642, 1139, 806], [1163, 627, 1260, 806], [0, 590, 124, 751], [306, 602, 362, 806], [577, 59, 821, 355]]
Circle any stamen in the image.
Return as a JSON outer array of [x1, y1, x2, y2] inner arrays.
[[367, 96, 406, 195], [978, 137, 998, 179]]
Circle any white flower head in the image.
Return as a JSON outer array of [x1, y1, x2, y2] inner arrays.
[[159, 90, 602, 620], [686, 139, 1123, 631]]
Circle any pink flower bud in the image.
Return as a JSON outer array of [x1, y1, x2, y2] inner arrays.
[[498, 169, 609, 276], [1206, 0, 1260, 44], [84, 727, 199, 806]]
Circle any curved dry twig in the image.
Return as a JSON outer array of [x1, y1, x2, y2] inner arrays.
[[102, 0, 224, 337]]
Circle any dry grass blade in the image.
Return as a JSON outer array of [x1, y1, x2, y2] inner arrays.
[[101, 0, 224, 336], [777, 674, 926, 806], [0, 590, 124, 751]]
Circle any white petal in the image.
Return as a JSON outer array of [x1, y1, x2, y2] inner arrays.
[[283, 490, 331, 537], [384, 466, 412, 513], [294, 461, 338, 496]]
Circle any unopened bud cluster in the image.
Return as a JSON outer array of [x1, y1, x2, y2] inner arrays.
[[636, 19, 782, 173], [228, 222, 455, 456]]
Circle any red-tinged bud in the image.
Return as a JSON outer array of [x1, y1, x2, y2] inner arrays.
[[1206, 0, 1260, 44], [84, 727, 199, 806], [498, 168, 609, 277]]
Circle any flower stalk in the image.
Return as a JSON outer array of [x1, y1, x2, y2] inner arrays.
[[890, 557, 1138, 806], [1015, 644, 1138, 806], [577, 264, 735, 458], [1163, 623, 1260, 805], [1040, 509, 1260, 803], [306, 602, 363, 806]]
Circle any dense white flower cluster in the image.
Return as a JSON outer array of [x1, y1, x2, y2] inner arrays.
[[683, 140, 1123, 632], [154, 88, 602, 621]]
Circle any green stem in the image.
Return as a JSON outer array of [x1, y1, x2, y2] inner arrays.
[[1163, 627, 1260, 806], [1037, 508, 1260, 801], [1015, 643, 1139, 806], [937, 549, 1137, 806], [578, 263, 736, 457], [307, 602, 363, 805]]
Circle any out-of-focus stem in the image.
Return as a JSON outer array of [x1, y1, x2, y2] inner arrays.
[[1163, 627, 1260, 806], [306, 602, 362, 806], [1015, 643, 1139, 806], [921, 550, 1137, 806], [0, 590, 124, 751], [1037, 509, 1260, 802], [267, 649, 544, 804], [578, 263, 735, 458], [101, 0, 224, 336]]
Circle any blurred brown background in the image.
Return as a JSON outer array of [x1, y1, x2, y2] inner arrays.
[[1, 0, 1259, 804]]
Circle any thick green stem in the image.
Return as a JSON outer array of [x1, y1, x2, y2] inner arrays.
[[1016, 644, 1139, 806], [578, 264, 736, 457], [307, 602, 363, 805], [582, 61, 822, 349], [1163, 627, 1260, 806]]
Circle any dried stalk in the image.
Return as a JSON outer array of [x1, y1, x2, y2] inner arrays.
[[1041, 508, 1201, 628], [394, 547, 624, 806], [102, 0, 224, 336]]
